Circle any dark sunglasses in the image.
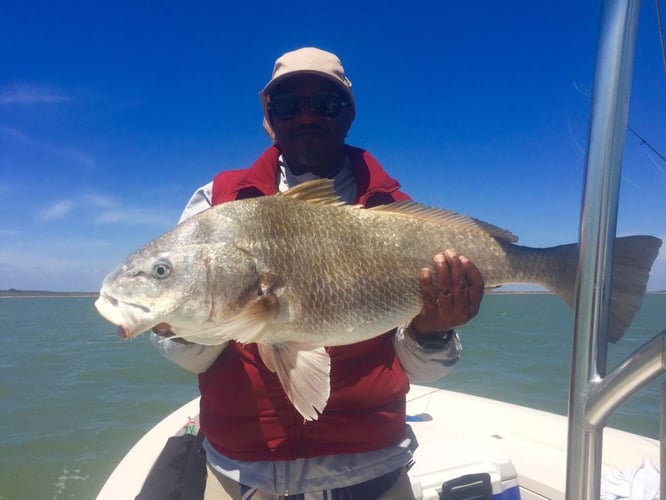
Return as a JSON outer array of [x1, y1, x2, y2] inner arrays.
[[268, 92, 352, 120]]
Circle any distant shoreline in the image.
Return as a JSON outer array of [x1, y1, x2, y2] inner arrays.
[[2, 289, 665, 298], [0, 290, 99, 298]]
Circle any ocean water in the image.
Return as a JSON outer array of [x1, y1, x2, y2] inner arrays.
[[0, 293, 663, 499]]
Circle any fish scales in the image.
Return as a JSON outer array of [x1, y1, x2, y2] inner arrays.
[[219, 194, 511, 345], [229, 197, 428, 343]]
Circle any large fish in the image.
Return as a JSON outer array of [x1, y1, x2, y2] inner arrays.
[[95, 180, 661, 420]]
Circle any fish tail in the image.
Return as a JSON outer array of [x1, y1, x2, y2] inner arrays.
[[537, 235, 661, 343], [605, 235, 661, 342]]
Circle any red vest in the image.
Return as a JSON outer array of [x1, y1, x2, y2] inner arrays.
[[200, 145, 411, 461]]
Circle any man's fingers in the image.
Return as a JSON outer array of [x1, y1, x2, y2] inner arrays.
[[414, 251, 484, 332], [418, 267, 437, 314], [461, 255, 484, 316], [434, 253, 452, 299], [152, 323, 173, 335], [442, 250, 467, 308]]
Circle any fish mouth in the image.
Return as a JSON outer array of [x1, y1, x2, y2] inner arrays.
[[95, 293, 154, 339]]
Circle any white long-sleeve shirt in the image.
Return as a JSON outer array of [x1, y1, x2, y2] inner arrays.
[[152, 155, 462, 496]]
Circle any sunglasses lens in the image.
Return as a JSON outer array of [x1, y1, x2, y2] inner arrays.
[[270, 92, 350, 120], [270, 94, 300, 120], [311, 93, 343, 118]]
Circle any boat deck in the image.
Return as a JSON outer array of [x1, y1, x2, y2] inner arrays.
[[97, 384, 659, 499]]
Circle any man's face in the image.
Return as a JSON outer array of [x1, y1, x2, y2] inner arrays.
[[268, 74, 355, 177]]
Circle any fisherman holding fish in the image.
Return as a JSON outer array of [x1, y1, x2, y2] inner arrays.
[[94, 45, 661, 499], [148, 47, 484, 500]]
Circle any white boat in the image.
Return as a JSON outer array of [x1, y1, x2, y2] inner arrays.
[[97, 1, 665, 498], [96, 384, 660, 499]]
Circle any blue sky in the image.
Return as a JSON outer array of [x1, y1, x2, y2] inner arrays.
[[1, 1, 665, 292]]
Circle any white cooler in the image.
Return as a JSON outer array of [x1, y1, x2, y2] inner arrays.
[[409, 439, 521, 499]]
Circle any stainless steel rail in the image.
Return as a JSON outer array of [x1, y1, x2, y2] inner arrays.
[[586, 330, 666, 428], [565, 1, 665, 498]]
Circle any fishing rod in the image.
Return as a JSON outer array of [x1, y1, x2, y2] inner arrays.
[[627, 125, 666, 164]]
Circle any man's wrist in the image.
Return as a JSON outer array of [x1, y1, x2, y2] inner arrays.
[[407, 322, 455, 350]]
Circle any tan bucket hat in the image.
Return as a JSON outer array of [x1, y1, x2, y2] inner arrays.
[[259, 47, 354, 141]]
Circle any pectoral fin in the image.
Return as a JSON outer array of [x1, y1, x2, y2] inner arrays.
[[178, 293, 279, 345], [258, 343, 331, 421]]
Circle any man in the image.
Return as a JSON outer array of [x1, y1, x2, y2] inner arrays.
[[152, 47, 484, 500]]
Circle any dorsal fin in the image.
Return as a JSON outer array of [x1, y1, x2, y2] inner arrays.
[[370, 201, 519, 243], [280, 179, 519, 243], [278, 179, 347, 206]]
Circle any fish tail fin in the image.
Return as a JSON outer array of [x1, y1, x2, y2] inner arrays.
[[605, 235, 661, 342], [540, 235, 661, 343]]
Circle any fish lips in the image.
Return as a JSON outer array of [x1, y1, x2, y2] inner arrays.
[[95, 294, 155, 339]]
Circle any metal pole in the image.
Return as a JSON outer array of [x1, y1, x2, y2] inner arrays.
[[586, 331, 666, 426], [661, 381, 666, 499], [566, 1, 641, 498]]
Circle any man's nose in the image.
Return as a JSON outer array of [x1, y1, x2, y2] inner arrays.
[[293, 98, 321, 123], [294, 106, 320, 124]]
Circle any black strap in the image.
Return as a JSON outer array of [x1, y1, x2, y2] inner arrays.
[[135, 431, 207, 500]]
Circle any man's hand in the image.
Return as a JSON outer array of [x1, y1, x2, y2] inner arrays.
[[152, 323, 192, 344], [410, 250, 484, 334]]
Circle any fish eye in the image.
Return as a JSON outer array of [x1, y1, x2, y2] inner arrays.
[[152, 261, 172, 279]]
